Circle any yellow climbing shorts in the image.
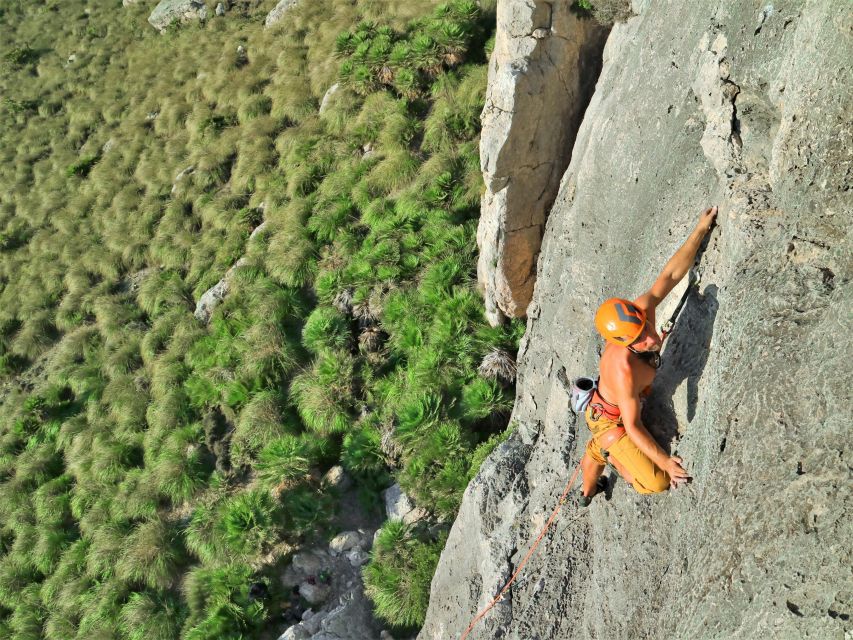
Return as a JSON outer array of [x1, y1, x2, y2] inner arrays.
[[584, 406, 670, 494]]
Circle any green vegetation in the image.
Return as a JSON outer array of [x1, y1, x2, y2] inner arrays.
[[0, 0, 521, 637], [363, 519, 447, 628], [571, 0, 634, 25]]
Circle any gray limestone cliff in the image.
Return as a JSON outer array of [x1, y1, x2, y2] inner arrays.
[[476, 2, 608, 325], [421, 1, 852, 638]]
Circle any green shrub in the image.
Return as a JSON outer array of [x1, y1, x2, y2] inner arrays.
[[342, 423, 386, 476], [3, 44, 38, 67], [218, 489, 277, 557], [398, 420, 473, 518], [116, 518, 185, 590], [182, 564, 264, 640], [278, 484, 335, 537], [66, 155, 100, 178], [256, 435, 311, 486], [151, 423, 212, 503], [85, 519, 132, 580], [230, 390, 290, 468], [289, 349, 356, 434], [301, 305, 352, 355], [0, 0, 503, 634], [119, 591, 185, 640], [457, 376, 513, 423], [363, 520, 447, 628]]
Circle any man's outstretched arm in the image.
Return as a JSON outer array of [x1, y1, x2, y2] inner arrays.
[[635, 206, 717, 313]]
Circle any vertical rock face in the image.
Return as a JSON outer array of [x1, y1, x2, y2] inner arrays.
[[477, 2, 608, 325], [422, 1, 851, 638]]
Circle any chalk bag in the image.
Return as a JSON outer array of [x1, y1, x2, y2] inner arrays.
[[571, 376, 596, 413]]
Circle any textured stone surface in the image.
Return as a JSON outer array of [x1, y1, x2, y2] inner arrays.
[[319, 82, 340, 115], [322, 464, 352, 491], [328, 530, 362, 555], [421, 1, 852, 638], [193, 257, 247, 323], [274, 538, 385, 639], [299, 582, 331, 605], [381, 483, 426, 524], [476, 1, 608, 324], [148, 0, 208, 33], [265, 0, 299, 29]]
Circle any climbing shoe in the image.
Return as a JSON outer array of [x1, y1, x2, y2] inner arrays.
[[579, 476, 609, 507]]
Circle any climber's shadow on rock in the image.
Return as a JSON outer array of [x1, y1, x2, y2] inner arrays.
[[643, 284, 719, 453]]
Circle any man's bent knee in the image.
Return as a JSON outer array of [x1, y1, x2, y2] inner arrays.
[[632, 472, 670, 494]]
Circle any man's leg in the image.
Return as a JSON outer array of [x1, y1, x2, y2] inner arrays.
[[603, 451, 635, 487], [581, 439, 606, 497], [607, 435, 670, 494]]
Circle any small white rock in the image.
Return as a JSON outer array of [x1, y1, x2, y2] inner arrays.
[[347, 548, 370, 567], [329, 531, 362, 555], [292, 551, 325, 575], [278, 623, 310, 640]]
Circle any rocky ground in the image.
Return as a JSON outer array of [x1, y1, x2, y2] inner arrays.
[[269, 474, 421, 640], [421, 1, 852, 638]]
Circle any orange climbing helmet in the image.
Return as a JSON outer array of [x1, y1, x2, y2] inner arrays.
[[594, 298, 646, 346]]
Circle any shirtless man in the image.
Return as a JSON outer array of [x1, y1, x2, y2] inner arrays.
[[579, 206, 718, 503]]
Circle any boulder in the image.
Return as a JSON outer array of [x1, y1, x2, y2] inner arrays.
[[277, 624, 311, 640], [313, 588, 382, 640], [345, 548, 370, 568], [148, 0, 208, 33], [193, 257, 247, 323], [291, 550, 327, 575], [298, 581, 330, 606], [264, 0, 299, 29], [382, 483, 427, 524], [318, 82, 340, 115], [321, 465, 352, 491], [381, 483, 412, 520], [328, 531, 361, 555]]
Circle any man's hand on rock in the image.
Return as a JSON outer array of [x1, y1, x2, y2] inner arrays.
[[697, 205, 718, 233], [664, 455, 691, 489]]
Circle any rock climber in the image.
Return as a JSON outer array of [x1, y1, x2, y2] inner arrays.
[[580, 205, 718, 504]]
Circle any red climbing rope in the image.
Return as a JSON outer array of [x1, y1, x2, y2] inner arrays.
[[459, 461, 583, 640]]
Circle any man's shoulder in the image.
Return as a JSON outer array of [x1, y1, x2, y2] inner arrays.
[[601, 346, 636, 385]]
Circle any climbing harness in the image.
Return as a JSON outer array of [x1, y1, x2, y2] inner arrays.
[[459, 461, 582, 640]]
